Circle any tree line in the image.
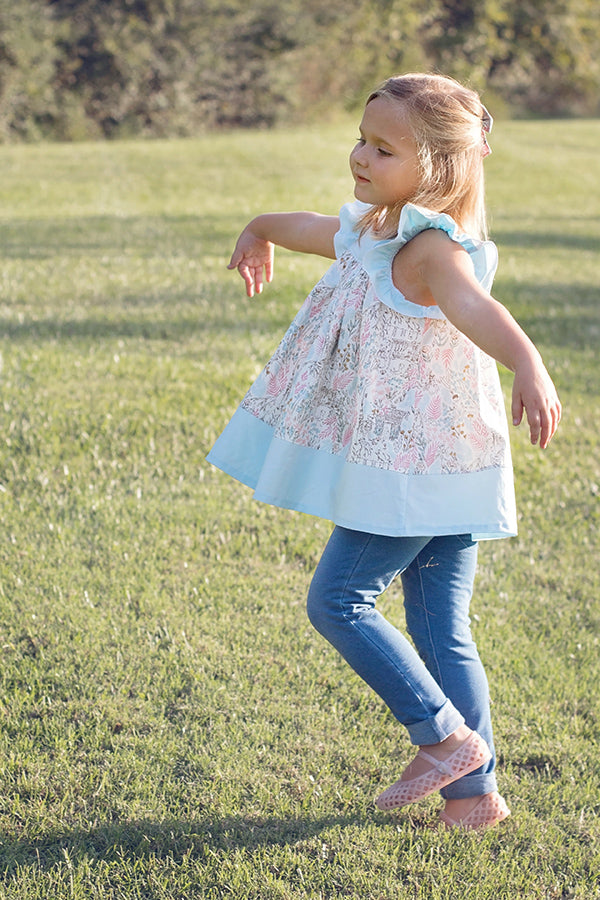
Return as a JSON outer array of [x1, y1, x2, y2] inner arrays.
[[0, 0, 598, 142]]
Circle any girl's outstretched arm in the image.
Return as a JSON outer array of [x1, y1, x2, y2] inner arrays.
[[228, 212, 339, 297], [406, 230, 562, 448]]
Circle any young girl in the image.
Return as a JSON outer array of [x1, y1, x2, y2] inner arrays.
[[207, 73, 561, 830]]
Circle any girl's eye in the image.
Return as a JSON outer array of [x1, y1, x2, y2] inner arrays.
[[355, 137, 365, 145], [377, 147, 392, 157]]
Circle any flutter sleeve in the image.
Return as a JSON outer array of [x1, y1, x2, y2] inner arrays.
[[334, 201, 499, 319]]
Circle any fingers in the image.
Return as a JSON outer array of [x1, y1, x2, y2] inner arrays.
[[535, 394, 562, 448], [254, 264, 265, 296], [540, 397, 562, 448], [512, 381, 562, 449], [236, 263, 272, 298], [239, 264, 256, 297], [511, 389, 524, 429], [521, 399, 562, 448], [227, 237, 274, 298], [527, 409, 543, 447], [264, 253, 273, 285]]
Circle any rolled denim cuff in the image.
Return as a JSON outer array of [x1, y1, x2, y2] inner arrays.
[[404, 698, 464, 746]]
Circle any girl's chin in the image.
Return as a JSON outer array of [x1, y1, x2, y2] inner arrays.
[[353, 184, 374, 202]]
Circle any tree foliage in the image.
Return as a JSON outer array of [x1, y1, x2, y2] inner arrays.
[[0, 0, 598, 140], [421, 0, 600, 116]]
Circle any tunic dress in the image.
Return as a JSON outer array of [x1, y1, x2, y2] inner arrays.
[[207, 202, 517, 540]]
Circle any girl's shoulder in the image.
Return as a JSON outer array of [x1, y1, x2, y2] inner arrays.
[[335, 201, 497, 277], [334, 202, 498, 315]]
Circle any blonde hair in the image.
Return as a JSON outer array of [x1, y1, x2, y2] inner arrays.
[[359, 73, 490, 239]]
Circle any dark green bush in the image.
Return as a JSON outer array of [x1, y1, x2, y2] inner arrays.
[[0, 0, 598, 141]]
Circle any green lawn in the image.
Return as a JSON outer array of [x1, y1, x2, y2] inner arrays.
[[0, 119, 598, 899]]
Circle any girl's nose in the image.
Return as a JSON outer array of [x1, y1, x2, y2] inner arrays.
[[353, 145, 367, 167]]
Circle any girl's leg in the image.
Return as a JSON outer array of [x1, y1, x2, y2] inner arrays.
[[400, 534, 497, 799], [306, 526, 465, 744]]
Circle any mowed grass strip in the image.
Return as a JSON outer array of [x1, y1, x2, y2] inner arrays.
[[0, 121, 598, 899]]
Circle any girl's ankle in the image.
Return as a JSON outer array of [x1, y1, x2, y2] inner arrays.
[[420, 725, 473, 757]]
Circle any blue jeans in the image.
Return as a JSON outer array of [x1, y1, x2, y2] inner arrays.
[[307, 527, 497, 799]]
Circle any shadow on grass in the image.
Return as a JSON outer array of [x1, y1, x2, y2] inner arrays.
[[0, 812, 382, 873], [0, 208, 598, 352], [0, 310, 294, 346], [492, 226, 600, 254], [0, 215, 235, 260], [1, 280, 598, 351], [492, 282, 599, 353], [1, 215, 599, 259]]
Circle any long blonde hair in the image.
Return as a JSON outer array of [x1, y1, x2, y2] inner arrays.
[[359, 73, 490, 239]]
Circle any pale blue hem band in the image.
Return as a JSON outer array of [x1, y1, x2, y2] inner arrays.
[[206, 407, 517, 541]]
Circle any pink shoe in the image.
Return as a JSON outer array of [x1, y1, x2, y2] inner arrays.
[[375, 731, 492, 811], [439, 791, 510, 830]]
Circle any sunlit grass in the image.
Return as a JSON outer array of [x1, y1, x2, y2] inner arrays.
[[0, 121, 598, 898]]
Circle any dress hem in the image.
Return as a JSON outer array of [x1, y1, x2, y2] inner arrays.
[[206, 407, 518, 542]]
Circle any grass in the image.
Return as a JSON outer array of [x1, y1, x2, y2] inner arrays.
[[0, 118, 598, 898]]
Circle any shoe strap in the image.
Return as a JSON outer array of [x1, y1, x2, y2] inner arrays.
[[416, 749, 454, 775]]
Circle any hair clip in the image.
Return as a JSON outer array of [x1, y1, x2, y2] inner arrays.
[[481, 104, 493, 158]]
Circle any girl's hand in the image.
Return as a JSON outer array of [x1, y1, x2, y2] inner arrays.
[[228, 226, 274, 298], [511, 360, 562, 448], [227, 212, 338, 297]]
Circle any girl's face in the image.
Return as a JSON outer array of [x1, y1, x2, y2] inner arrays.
[[350, 96, 420, 207]]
